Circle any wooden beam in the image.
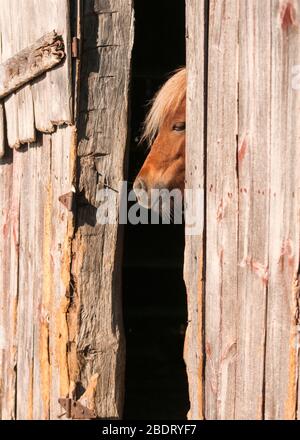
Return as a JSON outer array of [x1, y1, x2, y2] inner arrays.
[[0, 31, 65, 99], [73, 0, 134, 419]]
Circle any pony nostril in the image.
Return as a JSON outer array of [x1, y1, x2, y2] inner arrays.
[[133, 178, 147, 193], [133, 178, 150, 208]]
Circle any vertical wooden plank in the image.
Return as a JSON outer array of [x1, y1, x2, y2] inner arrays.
[[205, 0, 239, 419], [184, 0, 205, 420], [16, 146, 35, 420], [15, 0, 36, 145], [0, 0, 36, 148], [49, 126, 76, 420], [0, 149, 22, 419], [0, 104, 5, 158], [187, 0, 300, 420], [73, 0, 134, 418], [31, 0, 73, 131], [235, 0, 271, 419], [15, 138, 51, 420], [0, 1, 75, 420], [4, 96, 20, 149], [38, 135, 57, 420], [31, 135, 52, 420], [0, 0, 20, 148], [265, 0, 300, 420], [0, 0, 72, 146], [0, 151, 15, 419], [13, 129, 75, 420]]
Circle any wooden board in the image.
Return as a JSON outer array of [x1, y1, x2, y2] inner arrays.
[[73, 0, 134, 418], [204, 0, 239, 420], [265, 0, 300, 420], [0, 0, 72, 149], [0, 104, 5, 157], [0, 127, 75, 420], [235, 0, 271, 419], [0, 148, 18, 419], [30, 0, 73, 132], [185, 0, 300, 420], [0, 32, 65, 100], [0, 0, 75, 419], [184, 0, 206, 421]]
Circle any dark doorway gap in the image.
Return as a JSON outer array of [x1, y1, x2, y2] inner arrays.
[[123, 0, 188, 420]]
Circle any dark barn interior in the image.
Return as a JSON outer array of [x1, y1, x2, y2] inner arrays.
[[123, 0, 188, 419]]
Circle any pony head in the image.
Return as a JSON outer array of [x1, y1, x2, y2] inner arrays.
[[133, 68, 186, 212]]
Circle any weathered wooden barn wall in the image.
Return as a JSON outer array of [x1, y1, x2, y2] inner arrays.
[[0, 0, 134, 420], [1, 0, 298, 422], [185, 0, 300, 420]]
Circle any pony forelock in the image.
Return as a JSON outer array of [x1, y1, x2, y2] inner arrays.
[[142, 68, 186, 146]]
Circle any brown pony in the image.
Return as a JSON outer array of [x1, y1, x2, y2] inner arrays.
[[133, 68, 186, 211]]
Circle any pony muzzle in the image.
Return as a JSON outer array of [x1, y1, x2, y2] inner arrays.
[[133, 177, 152, 209]]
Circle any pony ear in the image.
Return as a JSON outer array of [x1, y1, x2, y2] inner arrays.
[[141, 68, 186, 147]]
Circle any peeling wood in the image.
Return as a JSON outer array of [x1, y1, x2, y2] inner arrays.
[[49, 126, 77, 418], [0, 31, 65, 100], [30, 0, 73, 131], [0, 0, 73, 147], [78, 373, 99, 412], [40, 182, 53, 420]]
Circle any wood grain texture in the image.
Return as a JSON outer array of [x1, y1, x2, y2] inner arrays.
[[0, 148, 22, 419], [0, 128, 76, 420], [73, 0, 134, 418], [205, 0, 239, 420], [49, 127, 76, 420], [0, 0, 28, 148], [30, 0, 73, 131], [0, 104, 5, 157], [235, 0, 271, 419], [0, 0, 72, 147], [184, 0, 205, 421], [0, 0, 75, 419], [186, 0, 300, 420], [265, 0, 300, 420], [0, 0, 133, 420], [0, 31, 65, 99]]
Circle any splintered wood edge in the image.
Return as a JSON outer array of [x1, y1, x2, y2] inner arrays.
[[0, 31, 65, 100]]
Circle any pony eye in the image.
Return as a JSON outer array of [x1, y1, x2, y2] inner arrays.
[[173, 122, 186, 132]]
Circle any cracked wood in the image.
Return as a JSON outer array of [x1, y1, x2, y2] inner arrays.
[[0, 31, 65, 100]]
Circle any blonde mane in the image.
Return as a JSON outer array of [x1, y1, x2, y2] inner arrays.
[[142, 68, 186, 146]]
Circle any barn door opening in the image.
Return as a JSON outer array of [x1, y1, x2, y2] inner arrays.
[[123, 0, 188, 419]]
